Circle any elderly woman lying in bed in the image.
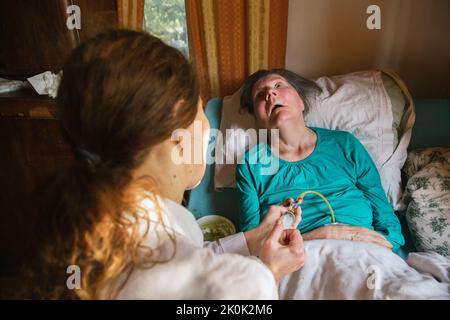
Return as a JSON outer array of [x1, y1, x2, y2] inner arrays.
[[236, 69, 405, 253]]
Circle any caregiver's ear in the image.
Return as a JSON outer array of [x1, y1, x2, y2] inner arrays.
[[170, 128, 193, 166], [171, 130, 183, 149], [170, 128, 191, 152], [170, 99, 189, 149]]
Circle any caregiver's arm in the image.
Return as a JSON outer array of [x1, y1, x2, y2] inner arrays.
[[350, 134, 405, 252], [204, 205, 305, 287], [204, 203, 302, 256]]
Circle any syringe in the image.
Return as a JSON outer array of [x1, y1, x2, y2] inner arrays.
[[281, 190, 336, 230], [281, 197, 303, 229]]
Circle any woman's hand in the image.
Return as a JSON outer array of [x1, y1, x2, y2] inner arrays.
[[302, 224, 393, 250], [259, 219, 305, 286], [245, 201, 301, 256]]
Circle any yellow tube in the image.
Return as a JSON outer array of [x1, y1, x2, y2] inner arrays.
[[297, 190, 336, 224]]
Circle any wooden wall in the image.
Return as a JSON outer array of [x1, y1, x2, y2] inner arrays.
[[0, 0, 118, 287]]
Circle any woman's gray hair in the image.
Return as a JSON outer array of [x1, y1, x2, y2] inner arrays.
[[240, 68, 321, 116]]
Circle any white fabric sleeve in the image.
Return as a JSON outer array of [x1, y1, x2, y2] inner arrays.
[[203, 232, 250, 256], [114, 240, 278, 299]]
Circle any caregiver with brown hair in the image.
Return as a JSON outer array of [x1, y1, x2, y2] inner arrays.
[[21, 30, 304, 299]]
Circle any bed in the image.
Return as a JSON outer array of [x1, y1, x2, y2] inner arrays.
[[186, 69, 450, 298]]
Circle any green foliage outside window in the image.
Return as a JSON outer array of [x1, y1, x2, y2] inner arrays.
[[144, 0, 189, 57]]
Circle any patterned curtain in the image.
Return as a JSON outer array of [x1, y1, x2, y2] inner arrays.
[[185, 0, 289, 100], [117, 0, 145, 30]]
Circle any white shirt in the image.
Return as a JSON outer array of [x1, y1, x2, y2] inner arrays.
[[102, 196, 278, 299]]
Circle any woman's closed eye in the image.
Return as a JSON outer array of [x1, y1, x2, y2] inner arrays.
[[255, 90, 266, 100], [275, 80, 292, 89], [256, 83, 282, 98]]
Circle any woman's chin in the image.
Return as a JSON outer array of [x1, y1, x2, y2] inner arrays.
[[185, 164, 206, 190], [270, 112, 294, 127], [186, 182, 200, 191]]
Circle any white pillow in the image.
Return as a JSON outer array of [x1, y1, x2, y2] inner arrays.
[[214, 70, 415, 211]]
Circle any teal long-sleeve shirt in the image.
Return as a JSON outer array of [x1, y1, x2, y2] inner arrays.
[[236, 127, 405, 253]]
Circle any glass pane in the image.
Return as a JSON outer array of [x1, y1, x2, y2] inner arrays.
[[144, 0, 189, 58]]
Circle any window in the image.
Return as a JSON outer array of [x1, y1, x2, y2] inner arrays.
[[144, 0, 189, 57]]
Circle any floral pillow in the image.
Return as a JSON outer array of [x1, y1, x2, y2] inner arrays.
[[402, 148, 450, 257]]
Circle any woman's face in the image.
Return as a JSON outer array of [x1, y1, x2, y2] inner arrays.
[[184, 98, 210, 190], [251, 74, 305, 128]]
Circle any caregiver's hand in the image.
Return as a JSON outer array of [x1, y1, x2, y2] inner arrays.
[[302, 225, 393, 250], [260, 219, 305, 286], [245, 203, 301, 256]]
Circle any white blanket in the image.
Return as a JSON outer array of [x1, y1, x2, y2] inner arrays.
[[279, 240, 450, 299]]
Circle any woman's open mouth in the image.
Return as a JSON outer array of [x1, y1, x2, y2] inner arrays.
[[269, 104, 284, 116]]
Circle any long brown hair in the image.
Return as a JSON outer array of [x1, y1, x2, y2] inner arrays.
[[22, 30, 199, 299]]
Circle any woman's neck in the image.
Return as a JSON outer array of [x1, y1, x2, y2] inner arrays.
[[275, 120, 317, 161], [133, 145, 186, 205], [154, 178, 185, 204]]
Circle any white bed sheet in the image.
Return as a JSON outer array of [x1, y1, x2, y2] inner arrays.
[[279, 239, 450, 299]]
